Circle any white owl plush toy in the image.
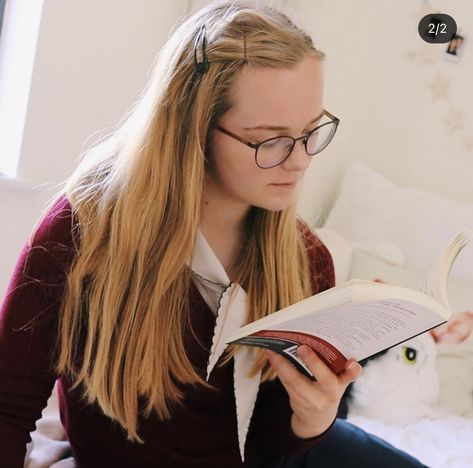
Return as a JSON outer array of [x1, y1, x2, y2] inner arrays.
[[347, 332, 447, 424]]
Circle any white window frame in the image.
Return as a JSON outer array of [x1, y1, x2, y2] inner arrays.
[[0, 0, 44, 189]]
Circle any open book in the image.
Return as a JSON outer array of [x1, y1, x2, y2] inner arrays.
[[226, 229, 473, 380]]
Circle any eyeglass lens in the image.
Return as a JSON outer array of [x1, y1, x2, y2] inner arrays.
[[256, 121, 337, 168]]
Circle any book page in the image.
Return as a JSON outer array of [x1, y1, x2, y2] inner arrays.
[[264, 298, 446, 362], [413, 229, 473, 308]]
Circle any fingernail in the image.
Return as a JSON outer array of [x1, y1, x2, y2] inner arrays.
[[297, 345, 308, 357], [347, 361, 358, 370]]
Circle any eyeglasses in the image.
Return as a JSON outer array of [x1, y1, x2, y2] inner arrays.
[[214, 109, 340, 169]]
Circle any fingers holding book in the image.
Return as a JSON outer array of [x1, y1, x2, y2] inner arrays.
[[265, 346, 363, 438]]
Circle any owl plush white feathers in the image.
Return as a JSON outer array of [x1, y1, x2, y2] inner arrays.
[[347, 332, 445, 424]]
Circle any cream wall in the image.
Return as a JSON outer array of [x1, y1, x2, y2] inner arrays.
[[0, 0, 189, 297], [292, 0, 473, 225], [1, 0, 472, 297]]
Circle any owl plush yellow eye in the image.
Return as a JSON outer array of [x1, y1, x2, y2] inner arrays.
[[401, 346, 417, 365]]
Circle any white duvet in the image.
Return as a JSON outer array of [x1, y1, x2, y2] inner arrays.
[[346, 414, 473, 468], [345, 334, 473, 468]]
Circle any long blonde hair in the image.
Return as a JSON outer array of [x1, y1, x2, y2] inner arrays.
[[31, 0, 325, 443]]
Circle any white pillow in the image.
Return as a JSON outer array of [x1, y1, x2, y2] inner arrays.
[[313, 226, 404, 284], [436, 340, 473, 417], [324, 162, 473, 283], [349, 250, 473, 314]]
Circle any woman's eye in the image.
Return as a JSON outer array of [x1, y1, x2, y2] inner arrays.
[[261, 138, 281, 148]]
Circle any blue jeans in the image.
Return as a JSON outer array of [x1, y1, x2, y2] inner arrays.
[[250, 419, 428, 468]]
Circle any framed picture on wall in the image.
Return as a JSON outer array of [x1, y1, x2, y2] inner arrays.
[[444, 33, 465, 63]]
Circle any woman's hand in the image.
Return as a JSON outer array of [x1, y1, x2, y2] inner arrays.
[[265, 345, 363, 438], [430, 311, 473, 344]]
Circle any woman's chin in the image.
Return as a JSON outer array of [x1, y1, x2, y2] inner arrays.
[[257, 198, 295, 212]]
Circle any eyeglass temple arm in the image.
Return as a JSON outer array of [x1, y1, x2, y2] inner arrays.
[[324, 109, 339, 123], [214, 125, 259, 148]]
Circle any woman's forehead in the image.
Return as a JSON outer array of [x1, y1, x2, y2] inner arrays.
[[225, 57, 324, 129]]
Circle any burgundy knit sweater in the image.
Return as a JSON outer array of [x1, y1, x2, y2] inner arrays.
[[0, 195, 336, 467]]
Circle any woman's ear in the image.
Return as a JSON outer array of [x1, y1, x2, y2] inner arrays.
[[204, 130, 217, 166]]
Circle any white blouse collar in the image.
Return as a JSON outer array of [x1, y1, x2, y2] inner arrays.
[[186, 227, 262, 463], [191, 228, 231, 286]]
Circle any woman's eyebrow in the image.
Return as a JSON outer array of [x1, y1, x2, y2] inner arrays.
[[243, 110, 324, 131]]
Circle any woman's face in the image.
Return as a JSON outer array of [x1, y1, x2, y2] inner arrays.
[[205, 55, 324, 213]]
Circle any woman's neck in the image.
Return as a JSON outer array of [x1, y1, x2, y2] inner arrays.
[[199, 200, 248, 279]]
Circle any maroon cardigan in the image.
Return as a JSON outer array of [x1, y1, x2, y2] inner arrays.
[[0, 195, 336, 467]]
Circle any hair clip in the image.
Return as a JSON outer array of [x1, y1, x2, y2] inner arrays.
[[194, 24, 209, 74], [242, 26, 248, 62]]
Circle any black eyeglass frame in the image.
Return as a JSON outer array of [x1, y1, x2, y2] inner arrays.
[[214, 109, 340, 169]]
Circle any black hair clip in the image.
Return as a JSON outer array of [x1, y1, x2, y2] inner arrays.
[[194, 24, 209, 74]]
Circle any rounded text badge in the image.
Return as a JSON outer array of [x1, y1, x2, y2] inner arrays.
[[418, 14, 457, 44]]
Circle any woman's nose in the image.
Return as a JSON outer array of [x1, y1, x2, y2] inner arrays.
[[280, 139, 311, 171]]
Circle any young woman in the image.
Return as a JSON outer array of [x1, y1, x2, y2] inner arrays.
[[0, 1, 427, 466]]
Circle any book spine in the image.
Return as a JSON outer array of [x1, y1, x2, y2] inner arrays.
[[232, 330, 349, 379]]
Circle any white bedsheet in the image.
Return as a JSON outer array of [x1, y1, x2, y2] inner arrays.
[[347, 414, 473, 468]]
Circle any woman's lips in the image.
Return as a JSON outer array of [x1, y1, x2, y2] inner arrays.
[[270, 182, 297, 188]]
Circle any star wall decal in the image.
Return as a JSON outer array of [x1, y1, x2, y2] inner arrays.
[[418, 46, 442, 65], [463, 135, 473, 150], [410, 0, 472, 150], [444, 108, 464, 134], [426, 74, 450, 101], [407, 46, 442, 65], [407, 50, 418, 62]]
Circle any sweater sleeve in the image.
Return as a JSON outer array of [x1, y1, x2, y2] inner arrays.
[[247, 218, 337, 458], [0, 195, 77, 467], [296, 218, 335, 294]]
